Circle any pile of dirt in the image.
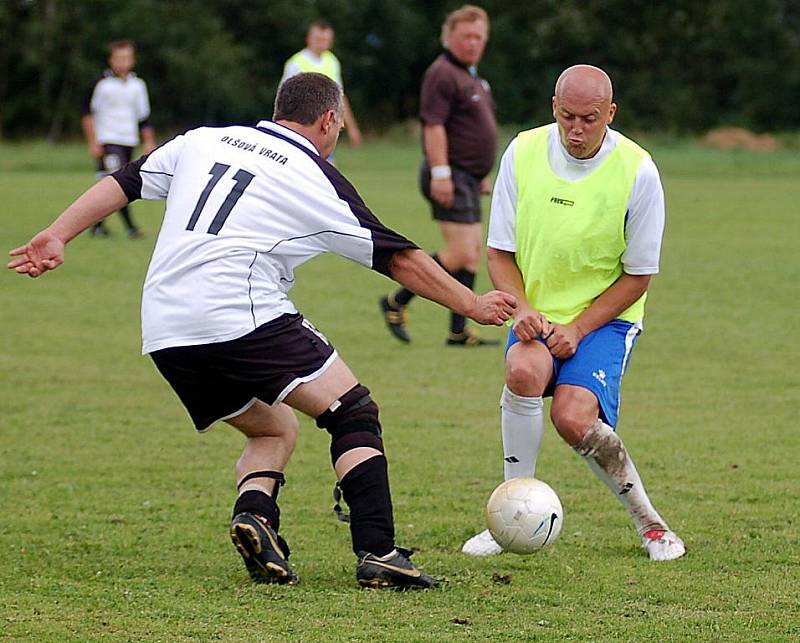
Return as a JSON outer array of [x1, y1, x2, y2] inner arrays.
[[701, 127, 781, 151]]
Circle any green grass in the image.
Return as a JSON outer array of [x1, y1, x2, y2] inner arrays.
[[1, 138, 799, 642]]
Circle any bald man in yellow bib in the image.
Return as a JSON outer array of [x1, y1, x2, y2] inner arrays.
[[463, 65, 686, 561]]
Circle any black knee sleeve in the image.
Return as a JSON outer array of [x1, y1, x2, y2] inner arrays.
[[316, 384, 384, 465]]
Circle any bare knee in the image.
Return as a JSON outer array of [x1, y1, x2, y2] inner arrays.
[[439, 223, 482, 272], [506, 343, 552, 396], [506, 360, 547, 396], [227, 401, 300, 439], [463, 241, 482, 272], [551, 389, 599, 446], [442, 245, 479, 272]]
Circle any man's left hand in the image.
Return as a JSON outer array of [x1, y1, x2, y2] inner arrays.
[[545, 323, 585, 358], [480, 177, 491, 195]]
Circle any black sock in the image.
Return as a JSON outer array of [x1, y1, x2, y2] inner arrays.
[[233, 490, 280, 532], [450, 269, 476, 334], [119, 206, 137, 232], [339, 456, 395, 556], [393, 287, 415, 306]]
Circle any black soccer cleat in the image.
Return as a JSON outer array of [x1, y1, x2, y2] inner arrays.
[[446, 328, 500, 347], [230, 512, 298, 585], [356, 547, 440, 590], [379, 295, 410, 343]]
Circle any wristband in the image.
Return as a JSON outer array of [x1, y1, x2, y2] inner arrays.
[[430, 165, 452, 180]]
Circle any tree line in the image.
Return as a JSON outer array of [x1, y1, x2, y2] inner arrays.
[[2, 0, 799, 140]]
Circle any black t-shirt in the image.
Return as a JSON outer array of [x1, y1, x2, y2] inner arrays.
[[419, 51, 498, 179]]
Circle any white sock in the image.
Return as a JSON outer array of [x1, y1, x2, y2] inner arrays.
[[500, 385, 544, 480], [574, 419, 667, 535]]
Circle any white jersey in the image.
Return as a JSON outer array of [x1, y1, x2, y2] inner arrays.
[[488, 124, 665, 275], [84, 70, 151, 147], [111, 120, 415, 354]]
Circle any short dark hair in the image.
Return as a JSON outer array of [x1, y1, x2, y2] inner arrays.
[[109, 39, 136, 54], [273, 73, 343, 125]]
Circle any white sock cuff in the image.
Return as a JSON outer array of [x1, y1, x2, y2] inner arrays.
[[500, 385, 543, 415]]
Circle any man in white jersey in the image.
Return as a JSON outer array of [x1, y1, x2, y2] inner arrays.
[[281, 21, 362, 148], [81, 39, 156, 238], [9, 73, 516, 588], [462, 65, 686, 561]]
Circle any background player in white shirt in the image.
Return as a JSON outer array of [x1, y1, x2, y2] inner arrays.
[[81, 39, 156, 238], [9, 73, 516, 589]]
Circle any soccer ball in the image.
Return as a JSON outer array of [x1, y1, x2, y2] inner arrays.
[[485, 478, 563, 554]]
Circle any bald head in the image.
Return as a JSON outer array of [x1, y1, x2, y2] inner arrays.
[[552, 65, 616, 159], [554, 65, 613, 103]]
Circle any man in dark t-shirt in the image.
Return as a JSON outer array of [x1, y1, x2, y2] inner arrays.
[[381, 5, 498, 346]]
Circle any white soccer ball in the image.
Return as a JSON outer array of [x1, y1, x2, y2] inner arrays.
[[485, 478, 564, 554]]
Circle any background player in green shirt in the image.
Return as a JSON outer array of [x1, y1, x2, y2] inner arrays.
[[281, 21, 362, 148]]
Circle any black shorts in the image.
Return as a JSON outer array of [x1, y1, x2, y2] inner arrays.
[[96, 144, 133, 177], [150, 313, 337, 432], [419, 161, 483, 223]]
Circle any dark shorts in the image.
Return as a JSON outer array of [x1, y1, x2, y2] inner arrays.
[[419, 161, 482, 223], [150, 313, 337, 432], [96, 144, 133, 177]]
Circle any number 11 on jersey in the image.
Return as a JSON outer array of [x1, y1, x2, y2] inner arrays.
[[186, 162, 255, 235]]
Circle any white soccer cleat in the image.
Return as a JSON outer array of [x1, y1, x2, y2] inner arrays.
[[462, 529, 503, 556], [642, 529, 686, 561]]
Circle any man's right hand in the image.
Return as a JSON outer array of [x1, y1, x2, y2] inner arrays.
[[512, 307, 552, 342], [466, 290, 517, 326], [430, 177, 454, 209], [89, 142, 104, 159], [8, 228, 65, 278]]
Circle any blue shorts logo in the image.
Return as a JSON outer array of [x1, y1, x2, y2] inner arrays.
[[592, 369, 607, 387]]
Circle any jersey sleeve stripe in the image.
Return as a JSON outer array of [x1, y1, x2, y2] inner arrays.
[[111, 154, 148, 201], [313, 162, 419, 276]]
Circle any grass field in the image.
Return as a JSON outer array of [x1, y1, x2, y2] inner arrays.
[[1, 137, 799, 642]]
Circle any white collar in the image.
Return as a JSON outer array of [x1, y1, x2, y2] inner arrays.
[[256, 120, 318, 154]]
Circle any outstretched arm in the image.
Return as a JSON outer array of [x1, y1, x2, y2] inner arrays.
[[388, 248, 516, 326], [7, 177, 128, 278]]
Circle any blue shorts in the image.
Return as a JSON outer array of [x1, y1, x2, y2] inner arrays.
[[505, 320, 641, 428]]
